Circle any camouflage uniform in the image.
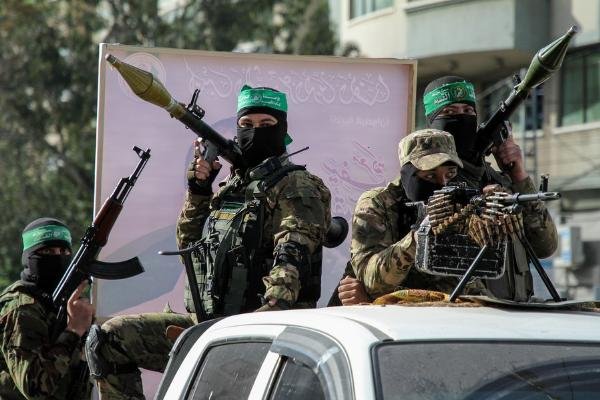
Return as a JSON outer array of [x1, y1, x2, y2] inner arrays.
[[352, 130, 467, 298], [352, 177, 467, 299], [92, 83, 331, 399], [421, 75, 558, 300], [93, 158, 331, 400], [0, 281, 91, 400], [92, 311, 193, 400], [352, 129, 557, 300], [178, 158, 331, 311]]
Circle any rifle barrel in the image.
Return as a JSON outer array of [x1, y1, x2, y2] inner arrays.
[[486, 191, 561, 205]]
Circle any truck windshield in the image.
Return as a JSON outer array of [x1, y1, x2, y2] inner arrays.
[[373, 341, 600, 400]]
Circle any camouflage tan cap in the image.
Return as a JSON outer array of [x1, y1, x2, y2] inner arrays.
[[398, 129, 463, 170]]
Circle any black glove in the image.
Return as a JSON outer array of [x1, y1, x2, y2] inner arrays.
[[187, 158, 220, 195]]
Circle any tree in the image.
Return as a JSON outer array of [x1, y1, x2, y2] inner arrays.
[[0, 0, 103, 288], [0, 0, 339, 290], [274, 0, 336, 55]]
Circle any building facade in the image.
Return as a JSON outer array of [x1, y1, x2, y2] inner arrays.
[[331, 0, 600, 299]]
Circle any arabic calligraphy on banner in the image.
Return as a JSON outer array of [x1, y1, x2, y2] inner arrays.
[[184, 60, 391, 106], [322, 141, 387, 215]]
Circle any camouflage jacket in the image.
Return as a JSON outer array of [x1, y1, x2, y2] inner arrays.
[[353, 163, 558, 300], [351, 177, 466, 299], [0, 281, 91, 400], [176, 159, 331, 308]]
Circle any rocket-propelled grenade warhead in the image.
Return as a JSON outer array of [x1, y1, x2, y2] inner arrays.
[[472, 26, 579, 162], [105, 54, 186, 118], [517, 25, 578, 93], [105, 54, 244, 167]]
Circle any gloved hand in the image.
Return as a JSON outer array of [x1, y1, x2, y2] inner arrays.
[[187, 140, 222, 195]]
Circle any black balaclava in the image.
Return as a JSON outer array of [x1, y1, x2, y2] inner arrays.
[[21, 218, 72, 293], [424, 76, 478, 162], [236, 86, 289, 169], [400, 163, 442, 202]]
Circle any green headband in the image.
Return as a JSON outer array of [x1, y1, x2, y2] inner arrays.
[[22, 225, 72, 251], [237, 85, 288, 112], [423, 81, 476, 116]]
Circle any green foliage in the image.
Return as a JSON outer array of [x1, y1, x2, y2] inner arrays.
[[275, 0, 337, 55], [0, 0, 102, 288], [0, 0, 338, 290]]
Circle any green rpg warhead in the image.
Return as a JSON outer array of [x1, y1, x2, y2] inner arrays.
[[517, 25, 578, 92], [105, 54, 185, 118]]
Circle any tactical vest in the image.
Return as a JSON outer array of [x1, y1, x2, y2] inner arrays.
[[184, 161, 322, 318]]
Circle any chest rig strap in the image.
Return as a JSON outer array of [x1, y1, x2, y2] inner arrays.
[[201, 199, 251, 316], [197, 160, 307, 317]]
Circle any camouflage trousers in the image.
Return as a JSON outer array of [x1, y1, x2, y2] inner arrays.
[[94, 312, 194, 400]]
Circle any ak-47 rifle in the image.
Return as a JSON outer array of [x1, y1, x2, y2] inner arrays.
[[51, 146, 150, 338], [471, 26, 578, 164], [105, 54, 244, 168]]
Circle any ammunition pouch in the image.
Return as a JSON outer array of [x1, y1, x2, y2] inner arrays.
[[85, 325, 138, 379], [189, 160, 322, 315]]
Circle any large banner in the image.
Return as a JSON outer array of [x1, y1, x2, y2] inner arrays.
[[95, 43, 415, 395]]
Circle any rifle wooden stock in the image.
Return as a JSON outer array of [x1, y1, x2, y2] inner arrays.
[[51, 147, 149, 340], [93, 198, 123, 246]]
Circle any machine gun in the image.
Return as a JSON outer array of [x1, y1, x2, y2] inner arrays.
[[51, 146, 149, 338], [105, 54, 244, 168], [471, 26, 578, 165], [413, 183, 562, 302]]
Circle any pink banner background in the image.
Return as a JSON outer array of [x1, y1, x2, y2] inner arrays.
[[95, 44, 414, 397]]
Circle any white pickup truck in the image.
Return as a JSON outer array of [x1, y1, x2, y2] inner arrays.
[[155, 300, 600, 399]]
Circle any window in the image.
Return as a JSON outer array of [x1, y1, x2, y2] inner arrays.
[[270, 326, 354, 399], [269, 357, 326, 400], [350, 0, 393, 19], [560, 48, 600, 126], [373, 341, 600, 399], [187, 341, 271, 399]]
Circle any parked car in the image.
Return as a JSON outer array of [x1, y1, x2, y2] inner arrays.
[[156, 301, 600, 399]]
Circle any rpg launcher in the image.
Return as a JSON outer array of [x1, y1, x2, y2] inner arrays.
[[105, 54, 244, 168], [471, 26, 578, 164], [51, 146, 150, 338]]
